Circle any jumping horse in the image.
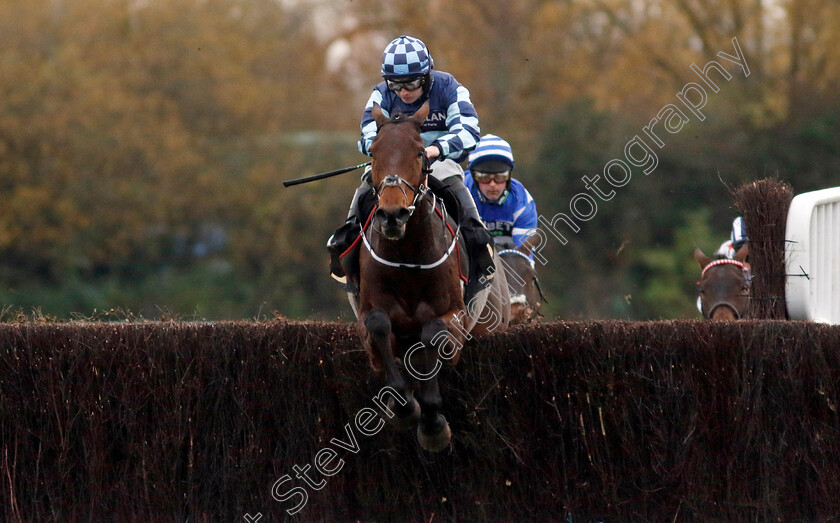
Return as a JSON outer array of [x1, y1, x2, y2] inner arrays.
[[694, 244, 751, 320], [497, 247, 546, 325], [356, 102, 510, 452]]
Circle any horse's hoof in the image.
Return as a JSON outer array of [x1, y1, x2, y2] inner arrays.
[[417, 416, 451, 452], [387, 395, 420, 430]]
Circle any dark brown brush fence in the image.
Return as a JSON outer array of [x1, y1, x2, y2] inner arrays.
[[1, 320, 840, 521], [733, 178, 794, 320]]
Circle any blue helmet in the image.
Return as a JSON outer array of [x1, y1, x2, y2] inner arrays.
[[468, 134, 515, 173], [381, 35, 433, 79]]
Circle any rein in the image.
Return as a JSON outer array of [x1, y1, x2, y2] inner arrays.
[[498, 248, 535, 268]]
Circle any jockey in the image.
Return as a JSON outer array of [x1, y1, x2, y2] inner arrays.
[[327, 35, 495, 302], [464, 135, 538, 253], [714, 216, 749, 259]]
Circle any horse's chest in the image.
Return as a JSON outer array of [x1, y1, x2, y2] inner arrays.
[[389, 300, 440, 331]]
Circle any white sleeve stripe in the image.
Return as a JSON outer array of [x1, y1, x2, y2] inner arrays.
[[456, 85, 472, 103], [445, 101, 460, 126], [364, 90, 383, 110], [523, 189, 534, 204], [460, 115, 480, 133]]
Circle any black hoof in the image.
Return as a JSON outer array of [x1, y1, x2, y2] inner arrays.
[[387, 394, 421, 430], [417, 415, 451, 452]]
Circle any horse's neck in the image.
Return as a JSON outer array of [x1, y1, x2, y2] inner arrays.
[[408, 198, 448, 241]]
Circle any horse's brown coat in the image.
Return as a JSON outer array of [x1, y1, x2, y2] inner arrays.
[[356, 103, 509, 451]]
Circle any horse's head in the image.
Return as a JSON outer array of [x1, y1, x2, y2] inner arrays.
[[368, 102, 430, 241], [695, 244, 751, 320], [498, 248, 543, 325]]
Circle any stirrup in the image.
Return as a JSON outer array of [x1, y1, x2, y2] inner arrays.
[[329, 252, 359, 294], [335, 277, 359, 295], [329, 249, 346, 280]]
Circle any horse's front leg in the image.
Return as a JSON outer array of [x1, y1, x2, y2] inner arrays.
[[412, 312, 469, 452], [361, 308, 420, 428]]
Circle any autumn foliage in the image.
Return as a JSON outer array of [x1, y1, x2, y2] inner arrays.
[[1, 0, 839, 320]]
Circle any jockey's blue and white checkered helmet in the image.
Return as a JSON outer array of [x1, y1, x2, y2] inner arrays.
[[381, 35, 434, 86], [468, 134, 515, 178]]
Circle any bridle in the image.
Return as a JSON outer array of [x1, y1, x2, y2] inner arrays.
[[699, 259, 752, 319], [700, 258, 746, 278], [375, 170, 430, 218], [370, 125, 434, 218]]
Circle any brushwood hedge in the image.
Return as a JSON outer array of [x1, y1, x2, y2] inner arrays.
[[1, 320, 839, 521]]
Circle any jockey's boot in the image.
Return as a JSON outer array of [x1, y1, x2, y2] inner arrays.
[[430, 176, 495, 305], [326, 179, 375, 292]]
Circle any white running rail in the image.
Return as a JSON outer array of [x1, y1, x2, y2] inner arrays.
[[785, 186, 840, 323]]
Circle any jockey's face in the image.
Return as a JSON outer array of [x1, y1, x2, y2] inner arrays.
[[478, 178, 506, 201], [397, 85, 423, 104], [387, 76, 425, 104]]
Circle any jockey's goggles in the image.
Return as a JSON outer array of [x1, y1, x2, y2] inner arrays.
[[473, 170, 511, 184], [386, 76, 424, 92]]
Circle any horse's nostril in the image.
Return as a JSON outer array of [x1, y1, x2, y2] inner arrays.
[[396, 208, 411, 222], [378, 208, 411, 225]]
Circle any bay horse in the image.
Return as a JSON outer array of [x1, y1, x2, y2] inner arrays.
[[497, 247, 546, 325], [694, 244, 751, 320], [357, 102, 510, 452]]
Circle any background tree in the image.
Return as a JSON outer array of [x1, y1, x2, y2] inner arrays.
[[0, 0, 837, 320]]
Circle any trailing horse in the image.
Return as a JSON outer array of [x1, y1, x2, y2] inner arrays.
[[694, 244, 751, 320], [497, 247, 546, 325], [355, 102, 510, 451]]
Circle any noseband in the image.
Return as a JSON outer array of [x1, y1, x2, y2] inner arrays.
[[376, 173, 429, 217], [699, 259, 752, 319]]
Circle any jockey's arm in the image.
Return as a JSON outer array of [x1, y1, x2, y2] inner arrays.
[[511, 185, 539, 256], [425, 145, 441, 160]]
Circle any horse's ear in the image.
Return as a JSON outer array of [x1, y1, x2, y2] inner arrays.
[[733, 243, 749, 262], [371, 104, 388, 128], [694, 247, 711, 269], [411, 101, 430, 125]]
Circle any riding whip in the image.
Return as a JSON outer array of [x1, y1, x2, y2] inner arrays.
[[283, 161, 371, 187]]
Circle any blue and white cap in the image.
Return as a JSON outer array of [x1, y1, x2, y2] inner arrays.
[[468, 134, 515, 172], [731, 216, 748, 245], [381, 35, 433, 79]]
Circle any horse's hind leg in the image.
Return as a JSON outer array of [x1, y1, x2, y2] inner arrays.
[[414, 318, 452, 452], [362, 308, 420, 428]]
